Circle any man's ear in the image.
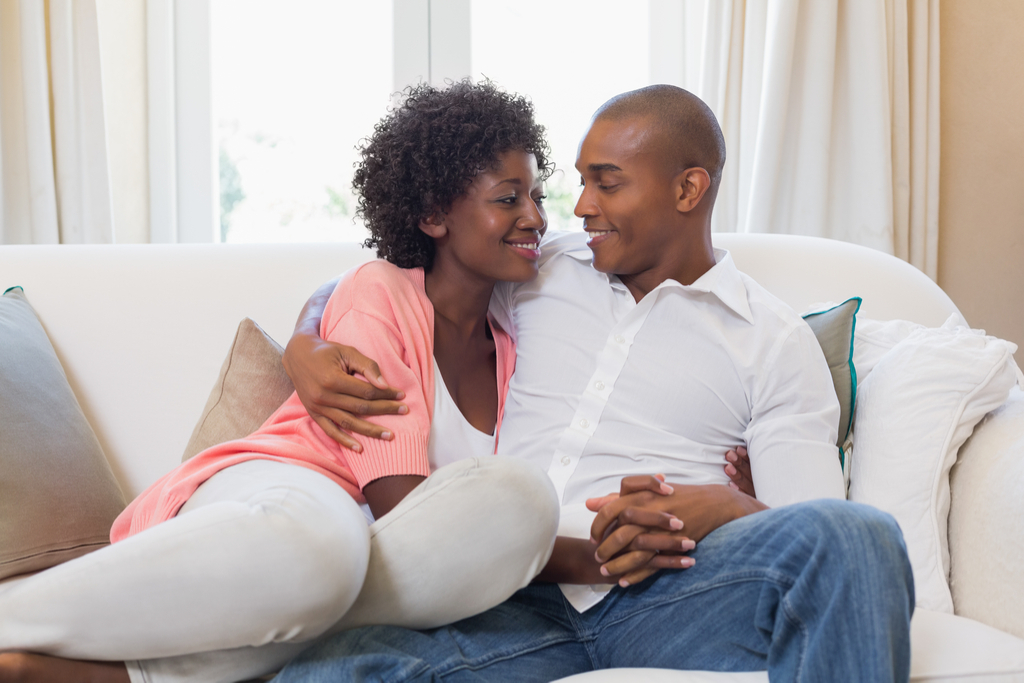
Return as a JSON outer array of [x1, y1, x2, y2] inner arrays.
[[418, 212, 447, 239], [675, 167, 712, 213]]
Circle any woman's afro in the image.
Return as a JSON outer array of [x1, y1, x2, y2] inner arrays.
[[354, 80, 553, 269]]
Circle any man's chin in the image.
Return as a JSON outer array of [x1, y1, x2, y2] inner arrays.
[[588, 252, 619, 275]]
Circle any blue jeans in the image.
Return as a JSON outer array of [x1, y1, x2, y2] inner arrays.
[[274, 500, 914, 682]]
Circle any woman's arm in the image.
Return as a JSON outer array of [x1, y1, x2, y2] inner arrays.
[[363, 474, 427, 519], [283, 277, 409, 451], [534, 537, 607, 584]]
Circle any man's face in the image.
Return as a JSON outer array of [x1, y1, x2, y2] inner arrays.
[[573, 117, 681, 279]]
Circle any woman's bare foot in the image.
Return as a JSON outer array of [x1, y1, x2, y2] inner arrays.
[[0, 652, 129, 683]]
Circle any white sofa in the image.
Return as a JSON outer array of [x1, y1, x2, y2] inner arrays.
[[2, 233, 1023, 682]]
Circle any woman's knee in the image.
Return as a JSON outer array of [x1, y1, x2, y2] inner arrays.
[[236, 486, 371, 636], [473, 457, 559, 544]]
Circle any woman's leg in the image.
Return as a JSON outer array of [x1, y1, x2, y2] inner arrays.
[[0, 460, 370, 661], [331, 455, 558, 631], [115, 456, 558, 683]]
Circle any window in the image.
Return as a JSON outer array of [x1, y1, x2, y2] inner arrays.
[[160, 1, 672, 243], [212, 0, 393, 243], [470, 1, 652, 230]]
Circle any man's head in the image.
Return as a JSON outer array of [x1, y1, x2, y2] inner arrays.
[[574, 85, 726, 296]]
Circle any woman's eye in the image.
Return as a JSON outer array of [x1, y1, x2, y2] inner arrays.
[[533, 194, 547, 205], [498, 195, 517, 204]]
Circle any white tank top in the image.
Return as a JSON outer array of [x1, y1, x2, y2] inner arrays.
[[360, 363, 497, 523]]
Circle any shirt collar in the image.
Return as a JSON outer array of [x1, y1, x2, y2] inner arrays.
[[564, 243, 754, 324], [676, 249, 754, 324]]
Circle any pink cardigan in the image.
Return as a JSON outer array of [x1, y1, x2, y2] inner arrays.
[[110, 261, 516, 542]]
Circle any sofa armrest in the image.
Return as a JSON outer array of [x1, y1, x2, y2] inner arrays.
[[948, 385, 1024, 639]]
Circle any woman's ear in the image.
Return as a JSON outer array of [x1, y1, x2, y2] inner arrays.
[[418, 212, 447, 239]]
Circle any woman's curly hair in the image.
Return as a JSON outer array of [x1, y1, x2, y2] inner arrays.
[[354, 80, 553, 269]]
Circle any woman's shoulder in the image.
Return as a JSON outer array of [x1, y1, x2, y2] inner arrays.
[[329, 259, 429, 320], [344, 259, 423, 290]]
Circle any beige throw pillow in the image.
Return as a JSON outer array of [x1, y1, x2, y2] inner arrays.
[[181, 318, 295, 461], [0, 287, 126, 580]]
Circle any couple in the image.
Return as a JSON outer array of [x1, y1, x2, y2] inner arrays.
[[0, 82, 914, 683]]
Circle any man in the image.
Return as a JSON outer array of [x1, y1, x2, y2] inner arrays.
[[279, 85, 914, 681]]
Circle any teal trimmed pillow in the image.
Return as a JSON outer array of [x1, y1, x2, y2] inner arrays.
[[0, 287, 126, 579], [802, 297, 861, 467]]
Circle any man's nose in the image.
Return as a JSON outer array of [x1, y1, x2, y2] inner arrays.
[[574, 188, 595, 218]]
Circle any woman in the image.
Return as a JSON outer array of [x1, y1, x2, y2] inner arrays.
[[0, 81, 563, 683]]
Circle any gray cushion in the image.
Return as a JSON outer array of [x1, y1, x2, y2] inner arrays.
[[802, 297, 861, 451], [0, 287, 126, 579], [182, 318, 295, 461]]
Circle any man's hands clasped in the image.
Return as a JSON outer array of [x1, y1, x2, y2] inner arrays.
[[585, 475, 695, 588], [586, 449, 763, 588]]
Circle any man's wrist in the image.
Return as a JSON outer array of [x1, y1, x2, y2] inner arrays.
[[723, 486, 768, 522]]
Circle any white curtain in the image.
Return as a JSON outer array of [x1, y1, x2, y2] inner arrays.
[[664, 0, 940, 279], [0, 0, 114, 244]]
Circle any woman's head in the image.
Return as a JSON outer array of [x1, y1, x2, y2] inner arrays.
[[354, 80, 553, 270]]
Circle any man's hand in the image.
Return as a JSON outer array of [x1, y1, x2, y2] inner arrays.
[[725, 446, 756, 498], [588, 476, 767, 587], [585, 475, 695, 587], [283, 322, 408, 452]]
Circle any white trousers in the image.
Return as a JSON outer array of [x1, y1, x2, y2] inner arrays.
[[0, 456, 558, 683]]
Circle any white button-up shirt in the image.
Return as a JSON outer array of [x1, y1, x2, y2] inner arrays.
[[490, 232, 845, 611]]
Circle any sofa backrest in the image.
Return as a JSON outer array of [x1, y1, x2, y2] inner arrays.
[[714, 233, 961, 327], [0, 235, 961, 498]]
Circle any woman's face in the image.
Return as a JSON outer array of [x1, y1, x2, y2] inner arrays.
[[427, 150, 547, 284]]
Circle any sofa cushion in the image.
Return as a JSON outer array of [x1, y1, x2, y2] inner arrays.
[[0, 287, 126, 579], [848, 320, 1019, 613], [181, 318, 295, 461]]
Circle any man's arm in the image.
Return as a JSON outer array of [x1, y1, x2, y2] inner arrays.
[[742, 322, 846, 506], [587, 323, 844, 580], [283, 277, 409, 451]]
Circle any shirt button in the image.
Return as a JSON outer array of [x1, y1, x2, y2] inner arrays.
[[594, 380, 605, 391], [579, 418, 589, 428], [560, 456, 570, 466], [614, 334, 625, 344]]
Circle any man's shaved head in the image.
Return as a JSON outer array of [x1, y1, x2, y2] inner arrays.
[[593, 85, 726, 192]]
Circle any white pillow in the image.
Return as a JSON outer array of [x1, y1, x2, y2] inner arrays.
[[848, 320, 1019, 612]]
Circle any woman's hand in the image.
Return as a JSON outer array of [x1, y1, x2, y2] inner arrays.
[[283, 327, 408, 452], [725, 446, 755, 498]]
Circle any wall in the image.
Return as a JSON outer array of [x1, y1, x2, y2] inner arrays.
[[939, 0, 1024, 363], [96, 0, 148, 243]]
